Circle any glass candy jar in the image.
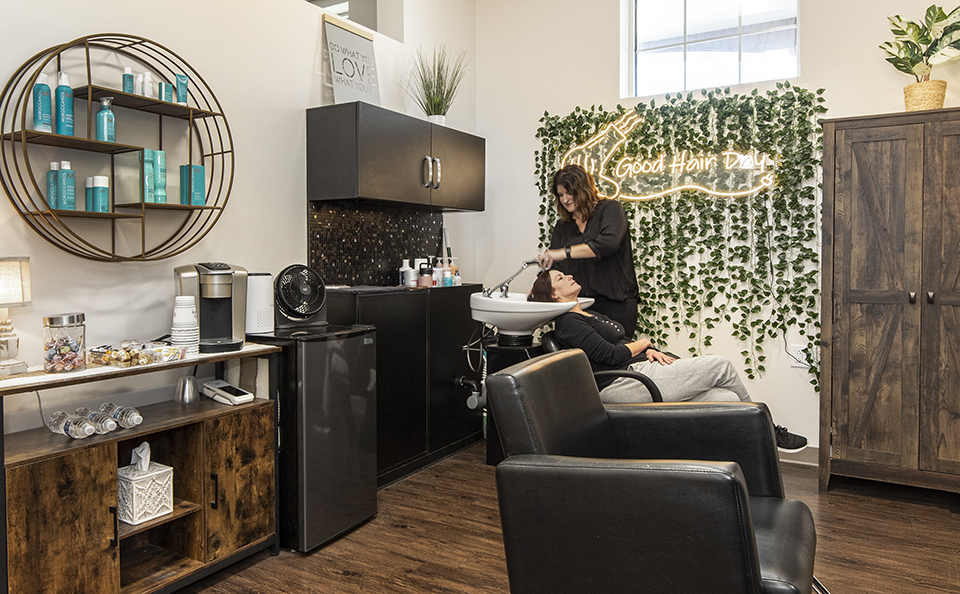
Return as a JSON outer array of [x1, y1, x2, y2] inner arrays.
[[43, 312, 85, 373]]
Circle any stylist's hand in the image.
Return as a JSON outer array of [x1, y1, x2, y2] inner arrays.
[[538, 248, 566, 269], [646, 349, 676, 365]]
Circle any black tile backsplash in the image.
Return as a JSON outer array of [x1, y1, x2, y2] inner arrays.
[[308, 201, 444, 286]]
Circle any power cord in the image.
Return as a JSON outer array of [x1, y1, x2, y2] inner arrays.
[[35, 391, 46, 425]]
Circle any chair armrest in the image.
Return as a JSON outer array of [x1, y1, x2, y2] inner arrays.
[[604, 401, 784, 498], [592, 370, 663, 402], [496, 454, 763, 593]]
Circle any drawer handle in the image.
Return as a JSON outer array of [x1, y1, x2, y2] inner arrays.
[[421, 156, 432, 188], [210, 472, 219, 510], [928, 292, 936, 304], [109, 505, 119, 547], [909, 292, 916, 304]]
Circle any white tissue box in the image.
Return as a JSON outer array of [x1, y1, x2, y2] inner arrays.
[[117, 461, 174, 525]]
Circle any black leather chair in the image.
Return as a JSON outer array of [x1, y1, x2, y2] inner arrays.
[[539, 330, 663, 402], [486, 349, 824, 594]]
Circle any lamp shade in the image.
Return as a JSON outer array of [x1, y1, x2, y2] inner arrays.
[[0, 257, 31, 307]]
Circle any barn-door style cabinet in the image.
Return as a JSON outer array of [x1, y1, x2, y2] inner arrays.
[[306, 101, 485, 212], [821, 108, 960, 493]]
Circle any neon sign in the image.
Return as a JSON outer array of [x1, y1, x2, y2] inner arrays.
[[560, 113, 775, 201]]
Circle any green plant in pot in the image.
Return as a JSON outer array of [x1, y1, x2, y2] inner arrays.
[[403, 45, 468, 124], [880, 4, 960, 111]]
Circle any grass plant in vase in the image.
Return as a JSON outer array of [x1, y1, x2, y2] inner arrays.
[[404, 45, 468, 125], [880, 4, 960, 111]]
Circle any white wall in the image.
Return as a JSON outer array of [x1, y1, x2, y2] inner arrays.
[[2, 0, 954, 442], [0, 0, 478, 431], [470, 0, 960, 446]]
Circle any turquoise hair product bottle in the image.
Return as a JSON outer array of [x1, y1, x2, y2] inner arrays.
[[58, 160, 75, 210], [85, 177, 94, 211], [175, 74, 188, 105], [46, 161, 59, 209], [55, 72, 73, 136], [153, 150, 166, 204], [93, 176, 109, 212], [122, 67, 134, 93], [95, 97, 115, 142], [32, 73, 52, 133], [142, 149, 155, 203]]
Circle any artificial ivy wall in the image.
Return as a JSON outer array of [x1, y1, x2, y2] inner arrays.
[[535, 83, 826, 387]]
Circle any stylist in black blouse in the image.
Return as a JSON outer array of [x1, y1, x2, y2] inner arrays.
[[538, 164, 640, 335]]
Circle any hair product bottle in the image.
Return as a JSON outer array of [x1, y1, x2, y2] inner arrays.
[[46, 161, 59, 209], [32, 73, 52, 132], [96, 97, 115, 142], [142, 149, 155, 203], [55, 72, 73, 136], [57, 160, 75, 210], [153, 150, 166, 204], [85, 176, 94, 211], [93, 176, 110, 212], [122, 67, 134, 93], [143, 72, 155, 99]]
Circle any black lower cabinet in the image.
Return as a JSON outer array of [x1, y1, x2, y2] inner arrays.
[[327, 285, 483, 486]]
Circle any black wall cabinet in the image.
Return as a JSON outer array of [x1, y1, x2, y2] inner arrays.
[[306, 101, 485, 212]]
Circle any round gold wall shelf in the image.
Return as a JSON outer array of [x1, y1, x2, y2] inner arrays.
[[0, 33, 234, 261]]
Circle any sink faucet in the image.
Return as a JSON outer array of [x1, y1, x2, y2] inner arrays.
[[483, 259, 540, 298]]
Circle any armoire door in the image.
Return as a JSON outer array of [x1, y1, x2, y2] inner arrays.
[[831, 124, 924, 470], [920, 119, 960, 474]]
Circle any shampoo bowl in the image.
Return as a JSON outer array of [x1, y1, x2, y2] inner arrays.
[[470, 293, 594, 336]]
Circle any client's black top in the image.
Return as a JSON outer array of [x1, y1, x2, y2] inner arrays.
[[553, 309, 650, 390]]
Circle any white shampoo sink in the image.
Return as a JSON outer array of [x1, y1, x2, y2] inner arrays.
[[470, 292, 595, 335]]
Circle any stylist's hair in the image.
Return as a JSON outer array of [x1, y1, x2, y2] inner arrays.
[[551, 164, 601, 223], [527, 269, 556, 303]]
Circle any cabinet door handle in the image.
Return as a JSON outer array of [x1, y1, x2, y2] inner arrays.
[[909, 292, 917, 303], [928, 292, 936, 304], [421, 156, 433, 188], [210, 472, 219, 510], [432, 157, 441, 189], [109, 505, 119, 548]]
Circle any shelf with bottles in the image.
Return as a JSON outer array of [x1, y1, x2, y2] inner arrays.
[[0, 33, 234, 262]]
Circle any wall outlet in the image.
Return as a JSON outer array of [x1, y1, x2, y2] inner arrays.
[[788, 344, 811, 368]]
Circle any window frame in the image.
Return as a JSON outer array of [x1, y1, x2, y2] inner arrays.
[[630, 0, 799, 98]]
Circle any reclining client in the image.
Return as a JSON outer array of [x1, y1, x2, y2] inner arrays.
[[528, 268, 807, 452]]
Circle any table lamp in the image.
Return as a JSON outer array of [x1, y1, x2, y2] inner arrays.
[[0, 257, 32, 376]]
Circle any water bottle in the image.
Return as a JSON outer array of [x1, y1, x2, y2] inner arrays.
[[99, 402, 143, 429], [47, 411, 95, 439], [75, 407, 118, 434]]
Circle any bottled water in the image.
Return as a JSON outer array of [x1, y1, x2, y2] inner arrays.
[[47, 411, 96, 439], [75, 407, 118, 434], [99, 402, 143, 429]]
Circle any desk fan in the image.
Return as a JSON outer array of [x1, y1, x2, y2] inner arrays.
[[275, 264, 327, 329]]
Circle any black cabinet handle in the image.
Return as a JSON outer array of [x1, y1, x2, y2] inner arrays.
[[421, 156, 432, 188], [909, 292, 917, 303], [928, 292, 936, 304], [210, 472, 219, 510], [432, 157, 441, 189], [109, 505, 119, 547]]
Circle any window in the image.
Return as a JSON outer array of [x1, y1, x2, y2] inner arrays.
[[633, 0, 798, 97]]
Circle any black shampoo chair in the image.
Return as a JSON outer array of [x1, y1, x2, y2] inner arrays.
[[486, 349, 822, 594]]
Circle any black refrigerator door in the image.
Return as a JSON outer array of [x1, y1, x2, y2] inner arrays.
[[297, 330, 377, 551]]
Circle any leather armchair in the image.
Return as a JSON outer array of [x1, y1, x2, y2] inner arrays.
[[486, 349, 822, 594]]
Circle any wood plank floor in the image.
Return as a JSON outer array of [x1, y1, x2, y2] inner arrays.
[[181, 443, 960, 593]]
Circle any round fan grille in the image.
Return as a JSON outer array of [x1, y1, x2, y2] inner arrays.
[[275, 265, 326, 318]]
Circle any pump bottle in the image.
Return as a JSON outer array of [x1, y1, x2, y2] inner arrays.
[[96, 97, 115, 142]]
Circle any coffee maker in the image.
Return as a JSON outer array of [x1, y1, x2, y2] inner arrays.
[[174, 263, 247, 353]]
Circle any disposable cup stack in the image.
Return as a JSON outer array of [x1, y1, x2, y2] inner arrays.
[[171, 295, 199, 355]]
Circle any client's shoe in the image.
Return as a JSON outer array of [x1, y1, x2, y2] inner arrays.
[[775, 425, 808, 452]]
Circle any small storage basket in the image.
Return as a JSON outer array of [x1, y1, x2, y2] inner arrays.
[[117, 461, 173, 525]]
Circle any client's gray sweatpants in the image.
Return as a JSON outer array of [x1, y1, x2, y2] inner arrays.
[[599, 354, 752, 404]]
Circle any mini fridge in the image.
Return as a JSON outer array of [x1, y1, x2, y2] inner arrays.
[[249, 324, 377, 552]]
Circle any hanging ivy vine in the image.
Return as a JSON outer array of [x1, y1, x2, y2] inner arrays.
[[534, 83, 826, 388]]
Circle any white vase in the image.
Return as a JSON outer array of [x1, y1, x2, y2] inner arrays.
[[427, 114, 446, 125]]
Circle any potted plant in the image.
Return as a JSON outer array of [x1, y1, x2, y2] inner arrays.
[[403, 44, 468, 124], [880, 4, 960, 111]]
